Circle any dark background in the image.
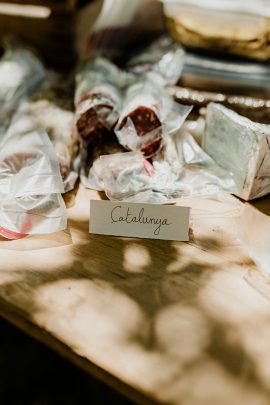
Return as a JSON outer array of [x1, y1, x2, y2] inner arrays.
[[0, 317, 133, 405]]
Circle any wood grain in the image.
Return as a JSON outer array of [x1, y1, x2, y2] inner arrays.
[[1, 185, 270, 405]]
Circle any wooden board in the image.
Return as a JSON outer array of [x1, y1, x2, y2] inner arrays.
[[1, 185, 270, 405]]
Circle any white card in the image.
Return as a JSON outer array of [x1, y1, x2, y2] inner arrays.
[[90, 200, 190, 241]]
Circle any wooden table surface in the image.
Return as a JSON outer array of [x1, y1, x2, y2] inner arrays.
[[1, 184, 270, 405]]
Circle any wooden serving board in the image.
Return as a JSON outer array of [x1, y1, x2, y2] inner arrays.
[[1, 184, 270, 405]]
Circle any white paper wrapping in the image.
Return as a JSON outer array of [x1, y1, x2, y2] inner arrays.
[[0, 47, 45, 134], [0, 111, 67, 238], [127, 35, 185, 86], [26, 100, 79, 193]]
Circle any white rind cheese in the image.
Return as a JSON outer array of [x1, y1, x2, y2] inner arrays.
[[203, 103, 270, 200]]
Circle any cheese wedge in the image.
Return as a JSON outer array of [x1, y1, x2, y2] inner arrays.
[[204, 103, 270, 200]]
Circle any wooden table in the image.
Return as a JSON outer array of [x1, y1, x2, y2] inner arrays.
[[1, 184, 270, 405]]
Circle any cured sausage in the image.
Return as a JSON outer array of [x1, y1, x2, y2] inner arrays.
[[116, 77, 166, 158], [75, 57, 122, 144]]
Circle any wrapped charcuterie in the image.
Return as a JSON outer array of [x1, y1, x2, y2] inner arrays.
[[26, 100, 79, 192], [0, 111, 67, 239], [115, 74, 192, 158], [81, 135, 124, 190], [127, 35, 185, 85], [75, 57, 125, 189], [0, 47, 45, 135], [75, 57, 122, 143], [89, 145, 188, 203], [91, 152, 154, 200], [84, 120, 237, 203]]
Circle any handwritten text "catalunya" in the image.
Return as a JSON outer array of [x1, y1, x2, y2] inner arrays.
[[111, 206, 171, 235]]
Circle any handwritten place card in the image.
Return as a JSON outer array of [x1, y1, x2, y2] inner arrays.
[[90, 200, 190, 241]]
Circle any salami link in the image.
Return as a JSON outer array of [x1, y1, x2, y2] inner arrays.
[[119, 105, 162, 157], [116, 77, 166, 158], [75, 58, 122, 144]]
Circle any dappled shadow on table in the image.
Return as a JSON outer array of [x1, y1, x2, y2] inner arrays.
[[0, 210, 270, 404]]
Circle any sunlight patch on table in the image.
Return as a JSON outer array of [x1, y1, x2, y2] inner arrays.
[[155, 304, 209, 362], [159, 359, 269, 405], [123, 243, 151, 273]]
